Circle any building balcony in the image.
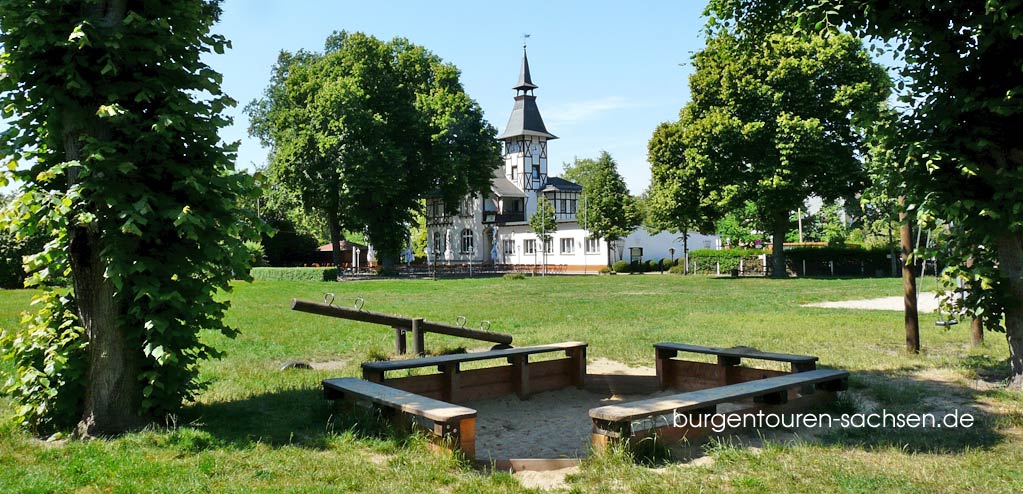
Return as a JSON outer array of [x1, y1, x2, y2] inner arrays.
[[483, 211, 526, 224]]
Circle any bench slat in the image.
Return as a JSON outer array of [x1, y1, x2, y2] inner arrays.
[[323, 377, 476, 422], [362, 341, 588, 372], [590, 369, 847, 422], [655, 342, 818, 363]]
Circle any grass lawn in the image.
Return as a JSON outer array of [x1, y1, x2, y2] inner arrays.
[[1, 275, 1022, 493]]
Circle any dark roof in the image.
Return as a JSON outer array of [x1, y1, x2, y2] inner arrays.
[[541, 176, 582, 192], [513, 47, 538, 91], [497, 95, 557, 140]]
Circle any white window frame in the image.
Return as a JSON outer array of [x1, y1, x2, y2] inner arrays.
[[502, 239, 515, 255], [560, 238, 575, 255], [524, 239, 536, 255], [460, 228, 474, 254], [585, 236, 601, 254]]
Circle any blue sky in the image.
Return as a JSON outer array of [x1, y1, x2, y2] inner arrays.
[[210, 0, 711, 194]]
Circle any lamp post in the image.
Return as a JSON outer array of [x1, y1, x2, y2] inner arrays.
[[669, 247, 675, 272]]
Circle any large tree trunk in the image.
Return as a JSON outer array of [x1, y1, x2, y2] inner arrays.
[[71, 229, 145, 437], [771, 211, 787, 278], [326, 209, 344, 269], [899, 197, 920, 354], [995, 232, 1023, 389]]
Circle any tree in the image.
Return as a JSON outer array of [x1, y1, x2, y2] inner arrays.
[[561, 156, 601, 192], [679, 30, 889, 277], [247, 32, 501, 269], [584, 152, 641, 267], [646, 121, 717, 272], [529, 196, 557, 273], [706, 0, 1023, 388], [0, 0, 261, 435]]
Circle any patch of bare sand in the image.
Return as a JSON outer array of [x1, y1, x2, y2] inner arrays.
[[803, 292, 941, 312], [513, 466, 580, 490], [308, 359, 350, 371]]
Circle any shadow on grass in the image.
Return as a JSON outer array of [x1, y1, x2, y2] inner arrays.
[[183, 387, 399, 450], [815, 367, 1008, 454], [706, 275, 896, 282]]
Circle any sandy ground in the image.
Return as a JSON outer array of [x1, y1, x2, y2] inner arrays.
[[467, 358, 662, 461], [803, 292, 942, 312]]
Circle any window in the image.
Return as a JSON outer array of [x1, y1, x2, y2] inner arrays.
[[460, 197, 474, 217], [524, 239, 536, 255], [461, 229, 474, 254], [503, 239, 515, 255], [560, 238, 575, 254], [432, 231, 445, 256], [585, 236, 600, 254], [543, 238, 553, 254], [569, 199, 577, 214]]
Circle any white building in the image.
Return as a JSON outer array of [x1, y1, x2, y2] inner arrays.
[[424, 48, 718, 272]]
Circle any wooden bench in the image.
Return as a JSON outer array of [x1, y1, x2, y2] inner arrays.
[[654, 342, 818, 390], [589, 368, 848, 453], [362, 341, 587, 402], [323, 377, 477, 457]]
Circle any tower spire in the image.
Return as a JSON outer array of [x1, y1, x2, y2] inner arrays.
[[514, 45, 538, 92]]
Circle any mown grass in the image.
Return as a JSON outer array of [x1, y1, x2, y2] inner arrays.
[[2, 275, 1022, 493]]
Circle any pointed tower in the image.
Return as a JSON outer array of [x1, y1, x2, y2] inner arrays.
[[498, 46, 557, 191]]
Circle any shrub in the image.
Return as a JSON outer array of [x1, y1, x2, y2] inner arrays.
[[244, 240, 267, 267], [503, 272, 526, 280], [612, 260, 630, 273], [251, 267, 338, 281], [668, 264, 686, 274], [598, 266, 612, 274], [659, 258, 672, 270], [646, 259, 659, 272]]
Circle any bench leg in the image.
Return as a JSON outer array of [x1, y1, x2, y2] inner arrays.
[[440, 363, 461, 403], [362, 369, 385, 384], [655, 348, 677, 390], [568, 347, 586, 388], [511, 355, 530, 399]]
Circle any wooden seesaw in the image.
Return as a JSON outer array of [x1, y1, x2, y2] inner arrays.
[[290, 295, 513, 356]]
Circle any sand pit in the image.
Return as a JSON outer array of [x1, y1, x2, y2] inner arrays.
[[468, 386, 675, 460], [467, 358, 667, 461]]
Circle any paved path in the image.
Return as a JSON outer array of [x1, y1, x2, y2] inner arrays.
[[803, 292, 942, 312]]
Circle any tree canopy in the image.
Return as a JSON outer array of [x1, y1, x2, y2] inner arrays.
[[583, 152, 640, 266], [706, 0, 1023, 387], [246, 31, 501, 268], [675, 29, 888, 277], [0, 0, 260, 434]]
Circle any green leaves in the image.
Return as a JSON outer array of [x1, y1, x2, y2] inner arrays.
[[246, 31, 499, 265], [0, 0, 263, 431]]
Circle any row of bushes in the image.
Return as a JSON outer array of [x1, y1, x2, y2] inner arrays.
[[250, 267, 338, 282], [610, 258, 677, 273]]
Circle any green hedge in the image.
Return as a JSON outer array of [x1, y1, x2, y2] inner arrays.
[[689, 249, 766, 272], [251, 267, 338, 282], [612, 260, 630, 273]]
